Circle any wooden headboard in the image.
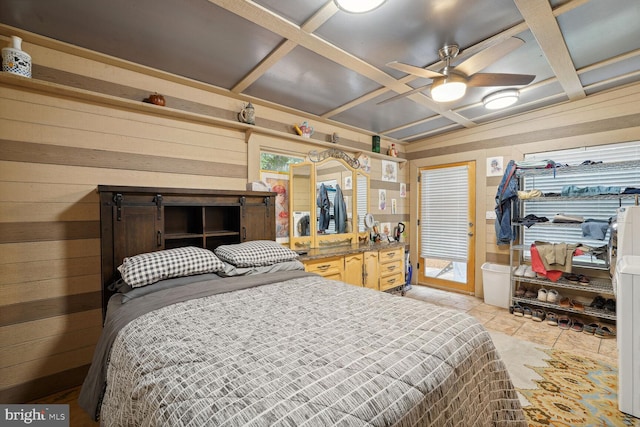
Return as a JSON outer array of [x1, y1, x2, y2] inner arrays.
[[98, 185, 276, 318]]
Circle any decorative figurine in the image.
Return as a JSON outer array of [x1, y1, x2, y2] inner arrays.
[[294, 121, 314, 138], [143, 93, 166, 106], [238, 101, 255, 125], [388, 143, 398, 157], [2, 36, 31, 78]]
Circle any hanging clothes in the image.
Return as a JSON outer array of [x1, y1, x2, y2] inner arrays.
[[334, 184, 347, 233], [317, 183, 330, 232], [494, 160, 519, 245]]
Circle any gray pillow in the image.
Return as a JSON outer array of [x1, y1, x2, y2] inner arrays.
[[117, 246, 225, 288], [218, 260, 305, 277], [214, 240, 299, 268]]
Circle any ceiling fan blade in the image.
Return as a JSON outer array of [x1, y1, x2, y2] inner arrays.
[[386, 61, 444, 79], [456, 37, 525, 76], [377, 84, 431, 105], [467, 73, 535, 87]]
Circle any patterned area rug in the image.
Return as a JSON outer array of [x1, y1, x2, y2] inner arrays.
[[518, 349, 638, 426]]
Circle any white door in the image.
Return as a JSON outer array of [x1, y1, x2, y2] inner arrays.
[[418, 162, 476, 294]]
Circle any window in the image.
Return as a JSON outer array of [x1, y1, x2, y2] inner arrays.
[[260, 152, 303, 173], [521, 141, 640, 267]]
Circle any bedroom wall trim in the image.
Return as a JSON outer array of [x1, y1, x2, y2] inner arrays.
[[0, 139, 246, 178], [406, 112, 640, 160], [0, 292, 102, 327], [0, 365, 90, 404], [0, 221, 99, 244]]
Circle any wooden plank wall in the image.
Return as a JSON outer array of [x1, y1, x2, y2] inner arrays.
[[0, 30, 408, 402], [406, 82, 640, 297]]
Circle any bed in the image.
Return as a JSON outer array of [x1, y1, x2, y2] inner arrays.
[[79, 242, 526, 426]]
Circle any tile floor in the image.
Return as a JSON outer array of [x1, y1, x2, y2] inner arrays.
[[404, 284, 618, 365]]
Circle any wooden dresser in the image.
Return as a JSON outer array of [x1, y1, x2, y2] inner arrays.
[[299, 243, 406, 292]]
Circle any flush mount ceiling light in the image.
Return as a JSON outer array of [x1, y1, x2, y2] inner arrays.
[[334, 0, 387, 13], [430, 71, 467, 103], [483, 89, 520, 109]]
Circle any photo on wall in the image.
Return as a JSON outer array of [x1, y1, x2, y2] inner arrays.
[[379, 189, 387, 211], [487, 156, 504, 177], [261, 171, 289, 243], [382, 160, 398, 182]]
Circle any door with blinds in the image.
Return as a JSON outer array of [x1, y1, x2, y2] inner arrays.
[[418, 162, 476, 293]]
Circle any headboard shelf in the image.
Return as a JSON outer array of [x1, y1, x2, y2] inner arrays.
[[98, 185, 276, 319]]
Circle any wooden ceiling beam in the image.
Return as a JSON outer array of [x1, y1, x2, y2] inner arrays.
[[514, 0, 585, 100]]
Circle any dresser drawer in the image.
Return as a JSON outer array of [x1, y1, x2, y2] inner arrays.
[[380, 272, 404, 291], [379, 248, 403, 264], [304, 257, 343, 279], [380, 260, 403, 277]]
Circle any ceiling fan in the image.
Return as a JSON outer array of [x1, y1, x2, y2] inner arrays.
[[381, 37, 535, 104]]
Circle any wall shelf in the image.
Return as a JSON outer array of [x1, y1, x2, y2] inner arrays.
[[0, 73, 406, 165]]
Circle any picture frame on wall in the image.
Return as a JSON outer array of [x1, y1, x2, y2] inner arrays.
[[261, 171, 290, 243], [487, 156, 504, 177], [382, 160, 398, 182], [379, 189, 386, 211]]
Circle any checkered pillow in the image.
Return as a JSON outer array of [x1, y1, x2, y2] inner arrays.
[[117, 246, 225, 288], [214, 240, 299, 268]]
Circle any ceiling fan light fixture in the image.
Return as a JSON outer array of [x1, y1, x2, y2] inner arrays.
[[431, 74, 467, 103], [334, 0, 387, 13], [483, 89, 520, 110]]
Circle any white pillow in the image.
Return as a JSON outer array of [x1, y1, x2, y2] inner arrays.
[[214, 240, 299, 268], [117, 246, 224, 288]]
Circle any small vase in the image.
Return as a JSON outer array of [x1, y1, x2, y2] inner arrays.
[[2, 36, 32, 78]]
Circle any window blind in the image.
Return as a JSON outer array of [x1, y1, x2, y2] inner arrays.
[[420, 165, 469, 262], [357, 176, 367, 231], [521, 141, 640, 266]]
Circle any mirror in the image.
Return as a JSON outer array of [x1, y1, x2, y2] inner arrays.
[[289, 151, 369, 250], [289, 163, 312, 250], [316, 159, 353, 235]]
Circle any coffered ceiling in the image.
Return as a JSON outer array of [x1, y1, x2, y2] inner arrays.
[[1, 0, 639, 143]]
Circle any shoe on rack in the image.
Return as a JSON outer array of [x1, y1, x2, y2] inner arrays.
[[558, 316, 572, 330], [524, 289, 537, 299], [571, 319, 584, 332], [571, 300, 585, 312], [590, 295, 606, 310], [514, 265, 527, 276], [583, 323, 599, 335], [546, 312, 558, 326], [537, 288, 548, 302], [513, 303, 525, 317], [595, 325, 616, 338], [515, 285, 527, 297], [547, 289, 560, 303], [524, 266, 537, 278], [523, 306, 533, 318], [604, 299, 616, 312], [564, 273, 580, 284], [532, 309, 546, 322]]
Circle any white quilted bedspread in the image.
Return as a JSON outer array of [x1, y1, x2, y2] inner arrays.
[[100, 275, 525, 426]]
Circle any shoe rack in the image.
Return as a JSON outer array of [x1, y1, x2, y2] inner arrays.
[[507, 161, 640, 324]]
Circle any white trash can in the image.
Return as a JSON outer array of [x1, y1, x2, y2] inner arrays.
[[481, 263, 511, 308]]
